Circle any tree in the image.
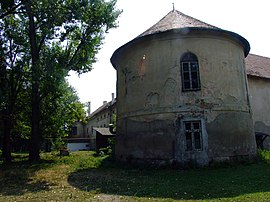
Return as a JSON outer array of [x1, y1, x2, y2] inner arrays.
[[40, 79, 87, 150], [0, 0, 121, 162], [0, 13, 30, 163]]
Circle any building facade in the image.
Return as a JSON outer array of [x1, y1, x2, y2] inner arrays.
[[66, 121, 90, 151], [111, 10, 258, 166], [85, 95, 116, 150], [66, 94, 116, 151], [246, 54, 270, 149]]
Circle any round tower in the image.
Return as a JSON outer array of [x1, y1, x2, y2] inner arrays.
[[111, 10, 257, 166]]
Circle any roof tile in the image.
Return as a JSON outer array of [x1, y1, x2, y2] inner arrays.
[[138, 10, 219, 37], [246, 54, 270, 79], [93, 127, 114, 136]]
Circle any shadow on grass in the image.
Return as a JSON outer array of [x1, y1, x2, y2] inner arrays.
[[68, 158, 270, 200], [0, 154, 56, 196]]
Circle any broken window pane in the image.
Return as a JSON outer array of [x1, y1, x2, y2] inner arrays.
[[183, 72, 190, 79], [182, 62, 189, 71], [186, 132, 192, 151], [193, 122, 200, 130], [185, 122, 191, 130], [194, 132, 202, 149], [192, 80, 198, 89], [191, 63, 198, 71], [184, 81, 190, 89]]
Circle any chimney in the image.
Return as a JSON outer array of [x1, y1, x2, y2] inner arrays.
[[103, 101, 107, 105], [87, 101, 91, 117], [112, 93, 115, 101]]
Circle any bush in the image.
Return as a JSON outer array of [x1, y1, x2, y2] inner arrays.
[[258, 149, 270, 163]]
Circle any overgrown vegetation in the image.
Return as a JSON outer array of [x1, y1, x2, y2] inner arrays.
[[258, 149, 270, 163], [0, 150, 270, 201]]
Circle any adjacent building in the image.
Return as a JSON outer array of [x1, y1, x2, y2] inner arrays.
[[66, 121, 90, 151], [85, 95, 116, 150], [246, 54, 270, 149], [66, 94, 116, 151]]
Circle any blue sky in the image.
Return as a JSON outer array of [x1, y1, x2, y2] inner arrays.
[[67, 0, 270, 112]]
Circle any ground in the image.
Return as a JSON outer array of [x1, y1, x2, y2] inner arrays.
[[0, 151, 270, 201]]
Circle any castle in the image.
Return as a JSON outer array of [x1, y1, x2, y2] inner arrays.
[[110, 9, 270, 165]]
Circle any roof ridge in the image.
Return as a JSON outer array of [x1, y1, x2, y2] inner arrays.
[[249, 53, 270, 59], [88, 99, 116, 118], [173, 10, 220, 29], [138, 9, 219, 38]]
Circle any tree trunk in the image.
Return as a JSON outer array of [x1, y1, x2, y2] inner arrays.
[[29, 82, 40, 162], [25, 2, 41, 162], [0, 39, 12, 163], [2, 110, 12, 163]]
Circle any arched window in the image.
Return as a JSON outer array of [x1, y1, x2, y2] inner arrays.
[[180, 52, 201, 91]]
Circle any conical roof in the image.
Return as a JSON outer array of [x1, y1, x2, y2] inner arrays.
[[138, 9, 220, 37], [111, 9, 250, 67]]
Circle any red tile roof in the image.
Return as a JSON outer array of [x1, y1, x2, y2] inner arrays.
[[246, 54, 270, 79]]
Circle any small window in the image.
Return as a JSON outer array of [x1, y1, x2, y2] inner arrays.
[[70, 126, 77, 136], [181, 52, 201, 91], [184, 121, 202, 151]]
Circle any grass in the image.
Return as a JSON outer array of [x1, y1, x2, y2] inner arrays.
[[0, 151, 270, 201]]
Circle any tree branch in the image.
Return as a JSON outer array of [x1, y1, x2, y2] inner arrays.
[[67, 27, 89, 68], [0, 2, 22, 19]]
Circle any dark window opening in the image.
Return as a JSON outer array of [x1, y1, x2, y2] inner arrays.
[[70, 126, 77, 136], [184, 121, 202, 151], [181, 52, 201, 91]]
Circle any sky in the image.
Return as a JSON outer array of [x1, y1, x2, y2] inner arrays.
[[67, 0, 270, 112]]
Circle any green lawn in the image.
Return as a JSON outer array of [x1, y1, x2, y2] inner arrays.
[[0, 151, 270, 201]]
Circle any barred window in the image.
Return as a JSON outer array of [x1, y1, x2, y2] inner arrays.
[[181, 52, 201, 91]]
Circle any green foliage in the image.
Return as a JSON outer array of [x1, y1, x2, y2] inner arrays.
[[54, 151, 108, 170], [0, 0, 121, 161], [96, 137, 115, 157], [51, 137, 66, 151], [98, 146, 113, 156], [112, 113, 116, 130], [40, 80, 86, 141], [258, 149, 270, 163]]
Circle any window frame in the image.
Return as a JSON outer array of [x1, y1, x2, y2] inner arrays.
[[183, 120, 203, 151], [180, 52, 201, 92]]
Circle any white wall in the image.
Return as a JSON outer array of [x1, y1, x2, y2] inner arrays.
[[67, 143, 90, 151]]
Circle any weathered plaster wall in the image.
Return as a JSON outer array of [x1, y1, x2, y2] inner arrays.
[[248, 76, 270, 149], [113, 32, 257, 165], [76, 121, 85, 137]]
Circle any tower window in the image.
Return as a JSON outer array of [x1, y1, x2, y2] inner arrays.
[[184, 121, 202, 151], [181, 52, 201, 91]]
